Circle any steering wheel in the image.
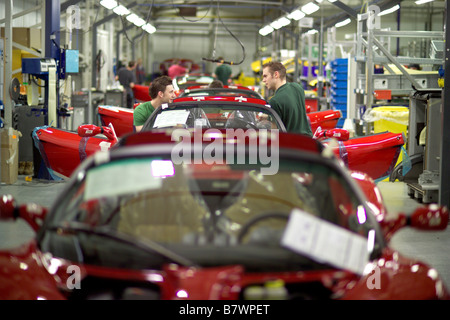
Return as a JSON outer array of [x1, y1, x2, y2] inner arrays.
[[237, 212, 290, 243]]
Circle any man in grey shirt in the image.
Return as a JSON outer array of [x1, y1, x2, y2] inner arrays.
[[116, 60, 137, 108]]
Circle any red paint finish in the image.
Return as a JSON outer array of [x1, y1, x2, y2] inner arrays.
[[0, 240, 447, 300], [98, 104, 342, 138], [98, 106, 134, 137], [33, 126, 403, 182], [34, 127, 113, 179], [333, 132, 404, 181]]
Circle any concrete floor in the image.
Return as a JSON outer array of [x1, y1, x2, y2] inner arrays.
[[1, 176, 449, 291]]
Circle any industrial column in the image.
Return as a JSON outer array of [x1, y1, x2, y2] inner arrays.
[[439, 0, 450, 209]]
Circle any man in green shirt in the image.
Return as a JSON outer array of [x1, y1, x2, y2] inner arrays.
[[214, 57, 232, 85], [133, 75, 176, 132], [262, 61, 313, 136]]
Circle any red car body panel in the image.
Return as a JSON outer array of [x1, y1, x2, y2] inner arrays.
[[3, 131, 448, 300], [97, 104, 341, 138], [133, 84, 152, 102], [0, 221, 446, 300], [0, 241, 65, 300], [98, 106, 134, 137], [33, 126, 115, 179], [333, 132, 404, 182], [33, 120, 404, 181]]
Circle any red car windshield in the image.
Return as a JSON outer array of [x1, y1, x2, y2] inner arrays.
[[142, 103, 283, 131]]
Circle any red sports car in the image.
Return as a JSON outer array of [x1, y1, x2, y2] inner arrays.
[[32, 96, 402, 182], [1, 130, 447, 300], [98, 96, 341, 137]]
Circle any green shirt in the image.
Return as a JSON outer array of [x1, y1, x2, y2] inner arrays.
[[214, 64, 232, 85], [268, 82, 313, 136], [133, 101, 155, 127]]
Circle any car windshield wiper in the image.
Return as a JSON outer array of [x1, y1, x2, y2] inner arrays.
[[46, 222, 198, 268]]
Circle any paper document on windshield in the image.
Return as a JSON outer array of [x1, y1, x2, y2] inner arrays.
[[153, 110, 190, 128], [281, 209, 369, 275]]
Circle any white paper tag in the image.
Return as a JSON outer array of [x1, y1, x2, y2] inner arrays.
[[281, 209, 369, 275], [153, 110, 190, 128]]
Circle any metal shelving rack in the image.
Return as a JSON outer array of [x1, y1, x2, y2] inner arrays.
[[352, 10, 447, 205], [353, 12, 444, 122]]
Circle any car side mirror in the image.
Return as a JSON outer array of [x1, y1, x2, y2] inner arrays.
[[78, 124, 102, 137], [0, 194, 48, 232], [380, 204, 448, 241], [314, 128, 350, 141], [409, 204, 449, 231], [78, 124, 117, 142]]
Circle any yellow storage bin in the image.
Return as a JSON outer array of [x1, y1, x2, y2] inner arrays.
[[371, 106, 409, 135], [365, 106, 409, 181]]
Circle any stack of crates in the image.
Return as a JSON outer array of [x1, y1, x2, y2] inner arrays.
[[330, 58, 348, 128]]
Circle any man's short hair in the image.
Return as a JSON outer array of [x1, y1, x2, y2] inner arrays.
[[149, 76, 173, 99], [208, 80, 224, 88], [262, 61, 286, 80], [128, 60, 136, 68]]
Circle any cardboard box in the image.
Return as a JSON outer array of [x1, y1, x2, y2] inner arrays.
[[1, 128, 21, 185], [0, 27, 41, 50]]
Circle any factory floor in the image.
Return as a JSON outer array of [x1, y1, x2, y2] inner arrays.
[[1, 176, 449, 292]]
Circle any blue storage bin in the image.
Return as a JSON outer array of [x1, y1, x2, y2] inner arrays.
[[331, 66, 348, 74], [332, 58, 348, 66], [331, 88, 347, 96], [331, 80, 347, 89], [331, 103, 347, 110], [331, 73, 347, 81], [332, 96, 347, 104]]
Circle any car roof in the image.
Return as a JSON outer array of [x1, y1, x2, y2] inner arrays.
[[173, 95, 268, 105], [178, 86, 264, 100], [183, 85, 253, 91]]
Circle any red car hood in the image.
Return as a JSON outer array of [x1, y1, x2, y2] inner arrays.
[[0, 240, 447, 300]]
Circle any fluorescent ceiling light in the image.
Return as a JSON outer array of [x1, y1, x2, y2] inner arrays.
[[328, 0, 337, 2], [142, 23, 156, 34], [127, 13, 146, 27], [113, 5, 130, 16], [287, 9, 306, 21], [301, 2, 320, 15], [379, 4, 400, 16], [335, 18, 351, 28], [259, 25, 274, 36], [307, 29, 319, 35], [270, 17, 291, 29], [100, 0, 118, 10], [415, 0, 434, 4]]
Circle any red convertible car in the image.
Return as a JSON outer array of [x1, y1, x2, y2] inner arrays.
[[32, 97, 402, 181], [97, 96, 341, 137], [1, 130, 448, 300]]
